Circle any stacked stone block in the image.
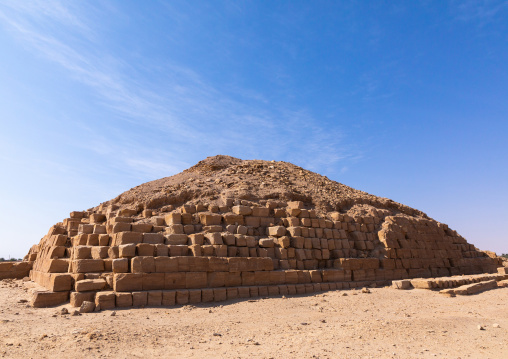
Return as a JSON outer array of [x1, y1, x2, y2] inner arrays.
[[26, 199, 500, 308]]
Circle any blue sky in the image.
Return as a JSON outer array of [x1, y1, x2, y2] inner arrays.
[[0, 0, 507, 258]]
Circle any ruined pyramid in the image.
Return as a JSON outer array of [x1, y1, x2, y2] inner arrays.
[[21, 155, 501, 308]]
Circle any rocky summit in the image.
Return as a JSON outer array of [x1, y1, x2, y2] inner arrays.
[[14, 155, 502, 308]]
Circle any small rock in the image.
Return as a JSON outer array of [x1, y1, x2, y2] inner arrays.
[[17, 299, 28, 303], [72, 310, 80, 316], [60, 308, 69, 315], [477, 325, 485, 330], [110, 311, 116, 316], [39, 334, 47, 340], [493, 323, 500, 328], [341, 293, 348, 296], [80, 301, 95, 314], [213, 333, 222, 336], [361, 288, 371, 294], [300, 322, 309, 326]]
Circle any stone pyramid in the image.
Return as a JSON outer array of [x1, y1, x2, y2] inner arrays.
[[23, 155, 501, 308]]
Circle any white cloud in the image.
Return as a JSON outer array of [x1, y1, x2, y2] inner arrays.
[[0, 0, 358, 180]]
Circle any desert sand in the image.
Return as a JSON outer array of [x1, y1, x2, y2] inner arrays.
[[1, 278, 507, 359]]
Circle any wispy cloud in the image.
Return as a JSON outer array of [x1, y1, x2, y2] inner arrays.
[[453, 0, 508, 25], [0, 0, 358, 180]]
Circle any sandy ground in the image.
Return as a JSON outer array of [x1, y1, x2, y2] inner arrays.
[[0, 279, 507, 359]]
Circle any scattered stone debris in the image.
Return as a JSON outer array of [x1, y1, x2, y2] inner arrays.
[[80, 301, 95, 314]]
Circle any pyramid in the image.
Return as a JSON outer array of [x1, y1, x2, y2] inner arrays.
[[23, 155, 501, 308]]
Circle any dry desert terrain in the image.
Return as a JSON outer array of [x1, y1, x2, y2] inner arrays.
[[0, 279, 507, 358]]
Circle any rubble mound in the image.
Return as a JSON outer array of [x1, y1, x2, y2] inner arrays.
[[21, 155, 502, 308]]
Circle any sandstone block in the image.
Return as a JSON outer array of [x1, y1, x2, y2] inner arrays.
[[119, 208, 137, 216], [410, 279, 433, 289], [259, 238, 275, 248], [165, 234, 188, 245], [199, 213, 222, 226], [73, 246, 92, 260], [392, 280, 412, 289], [189, 234, 204, 245], [70, 292, 95, 307], [188, 289, 202, 303], [189, 244, 202, 256], [166, 224, 184, 235], [96, 291, 116, 310], [143, 233, 164, 244], [143, 273, 165, 290], [162, 291, 176, 306], [287, 208, 301, 217], [223, 213, 244, 225], [268, 226, 286, 237], [91, 246, 109, 259], [111, 222, 132, 233], [113, 232, 142, 246], [133, 291, 148, 307], [169, 245, 189, 256], [131, 223, 153, 233], [70, 211, 85, 219], [213, 288, 227, 302], [155, 257, 178, 272], [175, 290, 189, 304], [90, 213, 106, 224], [147, 291, 162, 306], [165, 212, 182, 225], [497, 267, 508, 275], [155, 244, 169, 256], [207, 271, 226, 287], [48, 246, 66, 259], [183, 224, 195, 234], [269, 271, 286, 285], [232, 205, 252, 216], [119, 244, 136, 258], [48, 273, 73, 292], [287, 201, 304, 209], [188, 257, 209, 271], [131, 256, 155, 273], [252, 207, 269, 217], [78, 224, 94, 234], [113, 273, 143, 292], [108, 246, 119, 259], [116, 292, 133, 307], [137, 243, 155, 256], [208, 257, 229, 271], [226, 287, 238, 300], [71, 259, 104, 273], [225, 272, 242, 287], [75, 279, 106, 292], [165, 272, 186, 289], [245, 216, 260, 227], [201, 288, 214, 302], [205, 232, 223, 245], [182, 204, 196, 214], [109, 216, 134, 224], [31, 291, 69, 308]]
